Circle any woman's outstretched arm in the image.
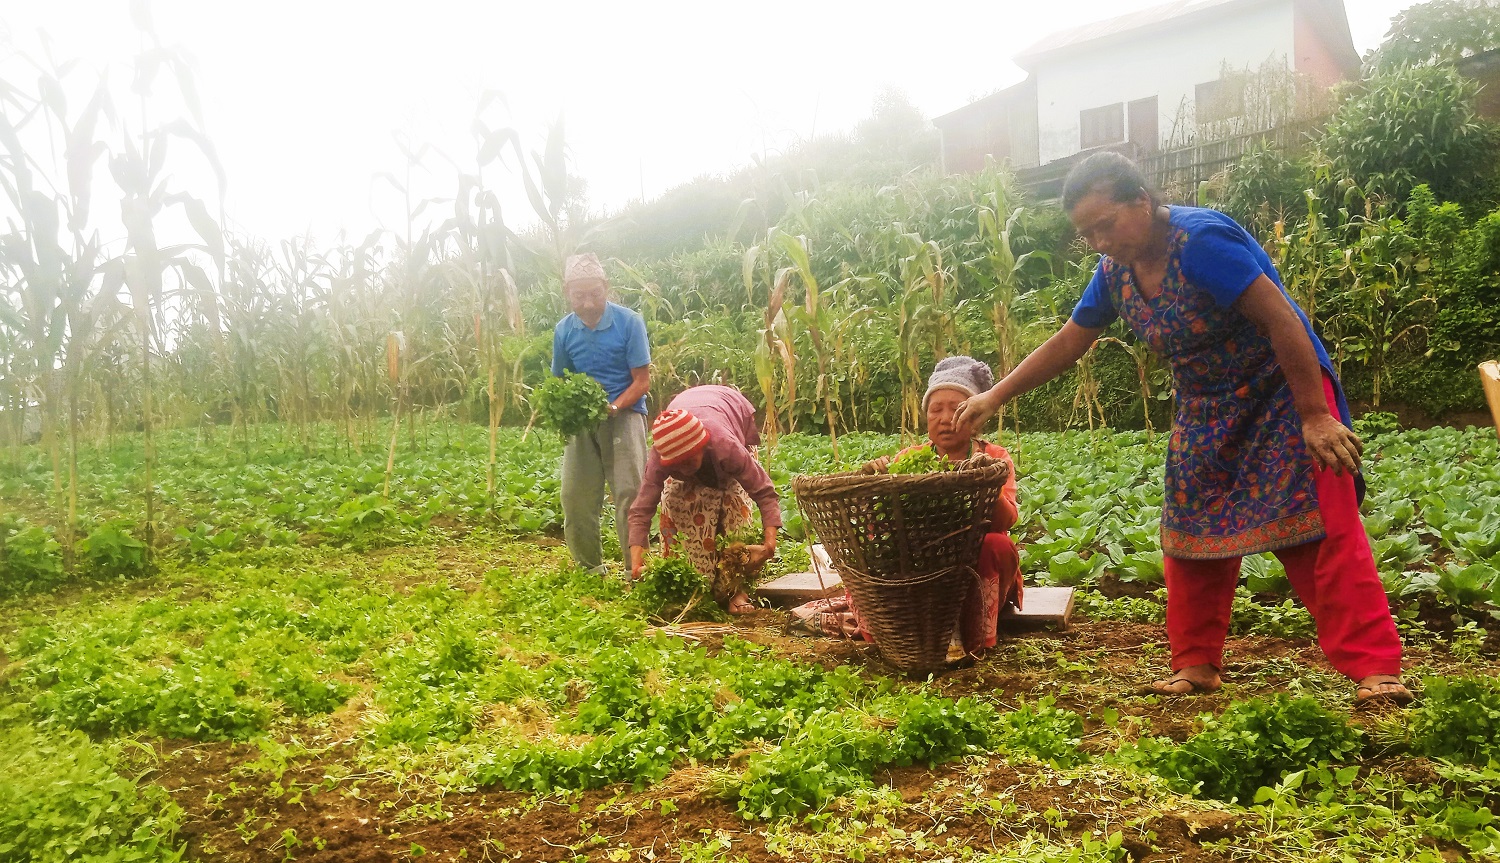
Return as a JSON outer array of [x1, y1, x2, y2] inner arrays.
[[954, 320, 1104, 435]]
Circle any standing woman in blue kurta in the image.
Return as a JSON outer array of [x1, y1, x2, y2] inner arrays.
[[954, 153, 1410, 706]]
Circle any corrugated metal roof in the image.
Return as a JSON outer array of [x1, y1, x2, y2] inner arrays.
[[1014, 0, 1258, 66]]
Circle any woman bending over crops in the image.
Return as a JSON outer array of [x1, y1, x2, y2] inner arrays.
[[627, 385, 780, 614], [953, 152, 1411, 707], [792, 356, 1023, 656]]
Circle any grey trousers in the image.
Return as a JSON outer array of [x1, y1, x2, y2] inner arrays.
[[561, 411, 647, 570]]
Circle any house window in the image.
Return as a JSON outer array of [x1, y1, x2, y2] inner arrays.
[[1080, 103, 1124, 149], [1128, 96, 1159, 152], [1196, 78, 1246, 124]]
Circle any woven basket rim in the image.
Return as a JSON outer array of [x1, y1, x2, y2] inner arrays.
[[792, 452, 1010, 495], [791, 452, 1010, 580]]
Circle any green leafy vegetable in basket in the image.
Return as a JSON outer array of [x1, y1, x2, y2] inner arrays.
[[887, 445, 953, 475], [533, 372, 610, 438]]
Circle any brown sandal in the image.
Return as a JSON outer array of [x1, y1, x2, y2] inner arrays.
[[1355, 677, 1414, 707], [1144, 676, 1221, 696]]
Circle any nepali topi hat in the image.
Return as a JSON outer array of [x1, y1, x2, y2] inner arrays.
[[563, 252, 608, 287]]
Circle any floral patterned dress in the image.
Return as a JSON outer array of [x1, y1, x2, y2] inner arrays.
[[1071, 207, 1353, 560], [659, 476, 754, 602]]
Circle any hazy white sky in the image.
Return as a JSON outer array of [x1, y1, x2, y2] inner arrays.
[[0, 0, 1417, 245]]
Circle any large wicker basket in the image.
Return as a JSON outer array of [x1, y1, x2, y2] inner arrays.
[[793, 454, 1010, 673]]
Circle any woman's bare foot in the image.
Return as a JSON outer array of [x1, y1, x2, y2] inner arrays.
[[1145, 663, 1222, 695], [727, 592, 757, 615], [1355, 674, 1413, 707]]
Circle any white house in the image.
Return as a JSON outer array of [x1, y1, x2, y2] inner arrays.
[[934, 0, 1359, 175]]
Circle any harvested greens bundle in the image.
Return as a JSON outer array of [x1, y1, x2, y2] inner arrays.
[[533, 372, 610, 437], [630, 556, 723, 621], [886, 445, 953, 475]]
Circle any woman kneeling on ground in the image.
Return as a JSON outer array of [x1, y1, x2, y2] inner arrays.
[[791, 356, 1023, 655], [628, 385, 780, 614]]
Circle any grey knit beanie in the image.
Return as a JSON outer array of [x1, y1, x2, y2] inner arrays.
[[923, 356, 995, 409]]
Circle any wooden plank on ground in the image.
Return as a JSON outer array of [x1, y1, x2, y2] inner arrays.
[[757, 544, 843, 606], [999, 586, 1075, 631]]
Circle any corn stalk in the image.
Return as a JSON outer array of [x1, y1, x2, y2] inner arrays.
[[0, 80, 70, 560], [1273, 189, 1335, 325], [896, 234, 952, 437], [755, 267, 797, 445], [1324, 212, 1436, 408], [110, 8, 219, 568], [771, 230, 841, 460], [1069, 343, 1108, 433], [1097, 335, 1161, 437], [744, 242, 795, 445], [976, 177, 1036, 440]]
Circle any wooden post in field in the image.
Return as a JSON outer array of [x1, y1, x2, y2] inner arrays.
[[1480, 361, 1500, 441], [384, 332, 403, 498]]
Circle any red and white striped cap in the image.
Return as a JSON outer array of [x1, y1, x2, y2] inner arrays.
[[652, 409, 710, 467]]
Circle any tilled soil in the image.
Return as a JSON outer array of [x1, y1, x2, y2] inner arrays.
[[157, 740, 1243, 862], [152, 615, 1319, 862]]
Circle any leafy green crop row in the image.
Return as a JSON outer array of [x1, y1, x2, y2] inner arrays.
[[4, 529, 1500, 857], [6, 422, 1496, 626], [1111, 683, 1500, 855], [775, 425, 1499, 622], [0, 726, 185, 862], [1, 423, 565, 594], [4, 538, 1071, 823]]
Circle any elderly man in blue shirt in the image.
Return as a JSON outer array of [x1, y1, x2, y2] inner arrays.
[[552, 253, 652, 572]]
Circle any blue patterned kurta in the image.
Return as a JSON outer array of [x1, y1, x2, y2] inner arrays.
[[1072, 207, 1353, 560]]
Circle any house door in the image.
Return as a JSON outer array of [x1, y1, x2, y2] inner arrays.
[[1128, 97, 1159, 153]]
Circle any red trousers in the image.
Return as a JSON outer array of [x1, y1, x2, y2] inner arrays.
[[959, 533, 1021, 653], [1163, 376, 1402, 681]]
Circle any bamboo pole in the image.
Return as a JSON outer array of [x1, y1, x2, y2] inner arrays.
[[383, 331, 403, 499], [142, 323, 155, 573], [383, 407, 400, 499], [486, 365, 498, 498]]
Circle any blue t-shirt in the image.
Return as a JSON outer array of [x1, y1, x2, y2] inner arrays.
[[1070, 205, 1347, 423], [1071, 207, 1300, 325], [552, 302, 651, 414]]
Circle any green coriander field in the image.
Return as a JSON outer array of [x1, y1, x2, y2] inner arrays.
[[2, 422, 1499, 862]]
